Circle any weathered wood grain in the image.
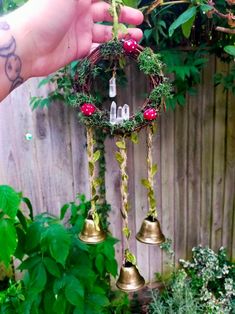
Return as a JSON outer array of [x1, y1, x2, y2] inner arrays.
[[0, 57, 234, 282]]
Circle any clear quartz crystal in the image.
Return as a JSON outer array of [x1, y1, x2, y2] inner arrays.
[[109, 76, 117, 98], [116, 106, 123, 124], [122, 104, 130, 120], [109, 101, 117, 124]]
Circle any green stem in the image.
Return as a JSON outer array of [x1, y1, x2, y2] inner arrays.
[[112, 0, 119, 40]]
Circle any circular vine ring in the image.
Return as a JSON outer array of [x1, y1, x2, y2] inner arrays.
[[74, 40, 171, 136]]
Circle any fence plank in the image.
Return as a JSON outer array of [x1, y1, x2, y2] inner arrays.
[[200, 57, 215, 247], [0, 57, 234, 283], [211, 59, 228, 252]]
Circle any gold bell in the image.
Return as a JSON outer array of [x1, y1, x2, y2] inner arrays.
[[136, 217, 165, 245], [79, 216, 106, 244], [116, 262, 145, 292]]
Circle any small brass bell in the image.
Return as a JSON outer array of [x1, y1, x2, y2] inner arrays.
[[79, 216, 106, 244], [116, 262, 145, 292], [136, 217, 165, 245]]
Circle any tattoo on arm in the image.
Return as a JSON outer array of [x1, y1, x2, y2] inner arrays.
[[0, 21, 23, 92]]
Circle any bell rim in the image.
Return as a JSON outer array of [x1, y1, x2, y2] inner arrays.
[[136, 233, 165, 245], [116, 277, 145, 292], [79, 232, 106, 244]]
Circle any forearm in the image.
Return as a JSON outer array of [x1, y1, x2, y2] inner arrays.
[[0, 13, 32, 101]]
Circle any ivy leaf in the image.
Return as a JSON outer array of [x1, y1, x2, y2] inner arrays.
[[169, 6, 197, 37], [89, 161, 95, 176], [0, 185, 21, 219], [181, 14, 195, 38], [122, 227, 131, 239], [151, 164, 158, 177], [116, 141, 126, 149], [93, 150, 101, 163], [130, 132, 139, 144], [41, 224, 71, 266], [18, 255, 41, 271], [115, 152, 124, 165], [141, 179, 151, 189], [0, 219, 17, 266], [22, 197, 34, 220], [43, 257, 61, 278]]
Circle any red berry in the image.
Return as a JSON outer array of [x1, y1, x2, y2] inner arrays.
[[143, 108, 158, 121], [81, 103, 96, 116], [123, 39, 138, 53]]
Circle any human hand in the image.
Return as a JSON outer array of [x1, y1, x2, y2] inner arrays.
[[7, 0, 143, 78]]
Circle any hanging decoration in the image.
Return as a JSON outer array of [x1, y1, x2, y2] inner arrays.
[[75, 0, 170, 291], [115, 137, 145, 292], [136, 125, 165, 245], [79, 127, 106, 244]]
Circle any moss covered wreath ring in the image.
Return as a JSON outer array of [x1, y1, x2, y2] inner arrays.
[[75, 39, 172, 136]]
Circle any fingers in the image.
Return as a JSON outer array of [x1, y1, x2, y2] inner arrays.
[[92, 1, 143, 25], [92, 24, 143, 43]]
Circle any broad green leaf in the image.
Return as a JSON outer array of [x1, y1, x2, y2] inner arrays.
[[25, 221, 42, 252], [0, 185, 21, 218], [224, 45, 235, 57], [122, 0, 138, 8], [29, 262, 47, 293], [87, 293, 110, 307], [60, 203, 70, 220], [65, 277, 84, 306], [17, 210, 28, 231], [105, 259, 118, 277], [41, 224, 71, 266], [22, 197, 34, 220], [199, 4, 213, 12], [95, 254, 104, 274], [93, 150, 101, 163], [18, 255, 41, 271], [169, 6, 197, 37], [53, 294, 67, 314], [0, 219, 17, 266], [14, 226, 27, 260], [182, 15, 195, 38], [116, 141, 126, 149], [43, 257, 61, 278]]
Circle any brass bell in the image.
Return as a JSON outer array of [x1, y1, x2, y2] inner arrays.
[[116, 262, 145, 292], [136, 217, 165, 245], [79, 216, 106, 244]]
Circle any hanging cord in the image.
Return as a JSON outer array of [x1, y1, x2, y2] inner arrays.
[[146, 124, 158, 218], [86, 127, 100, 229], [116, 137, 136, 265]]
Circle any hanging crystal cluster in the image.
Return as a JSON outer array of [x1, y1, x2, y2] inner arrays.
[[109, 101, 130, 125]]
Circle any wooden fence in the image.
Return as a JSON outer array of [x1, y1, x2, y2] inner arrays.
[[0, 56, 234, 282]]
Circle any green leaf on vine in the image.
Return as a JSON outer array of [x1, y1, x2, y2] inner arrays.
[[169, 6, 197, 37], [115, 152, 124, 164], [151, 164, 158, 177], [116, 141, 126, 149], [93, 150, 101, 163], [141, 179, 151, 189], [130, 132, 139, 144]]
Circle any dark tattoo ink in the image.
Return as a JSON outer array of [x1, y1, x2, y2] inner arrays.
[[0, 20, 23, 91], [0, 37, 16, 57]]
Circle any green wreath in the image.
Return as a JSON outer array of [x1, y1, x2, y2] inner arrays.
[[73, 40, 172, 135]]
